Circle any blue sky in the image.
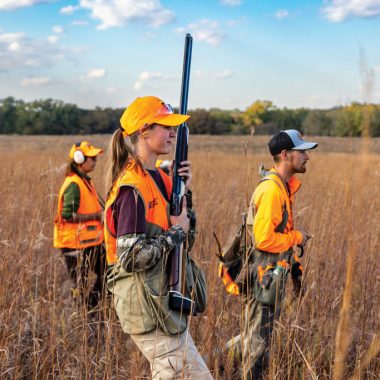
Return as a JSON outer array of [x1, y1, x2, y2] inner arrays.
[[0, 0, 379, 110]]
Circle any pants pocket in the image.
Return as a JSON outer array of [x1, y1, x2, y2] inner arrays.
[[144, 289, 187, 336], [254, 267, 287, 307], [109, 267, 156, 334]]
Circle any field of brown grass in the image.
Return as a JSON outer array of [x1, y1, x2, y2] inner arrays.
[[0, 135, 379, 379]]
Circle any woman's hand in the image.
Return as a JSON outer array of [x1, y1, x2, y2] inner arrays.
[[170, 197, 189, 233], [177, 160, 192, 191]]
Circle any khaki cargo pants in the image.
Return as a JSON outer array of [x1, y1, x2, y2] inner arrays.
[[131, 328, 214, 379], [226, 299, 276, 379], [226, 269, 288, 380]]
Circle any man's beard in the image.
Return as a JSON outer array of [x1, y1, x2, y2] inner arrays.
[[292, 162, 307, 174]]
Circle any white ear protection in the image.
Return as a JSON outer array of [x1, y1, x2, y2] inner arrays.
[[73, 150, 85, 164]]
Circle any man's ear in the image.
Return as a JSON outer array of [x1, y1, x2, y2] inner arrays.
[[280, 149, 290, 161]]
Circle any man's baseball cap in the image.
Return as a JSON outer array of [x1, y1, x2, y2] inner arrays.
[[69, 141, 103, 158], [268, 129, 318, 156], [120, 96, 190, 136]]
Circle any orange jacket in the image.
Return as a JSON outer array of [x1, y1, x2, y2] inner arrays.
[[54, 173, 103, 249], [253, 168, 303, 253], [104, 160, 172, 265]]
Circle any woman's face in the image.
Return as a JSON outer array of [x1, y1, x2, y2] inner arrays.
[[79, 156, 98, 174], [145, 124, 177, 155]]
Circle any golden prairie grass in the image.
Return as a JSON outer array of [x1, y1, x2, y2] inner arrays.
[[333, 242, 355, 380], [0, 135, 379, 379]]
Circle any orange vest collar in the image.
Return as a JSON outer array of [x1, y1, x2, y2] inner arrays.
[[104, 162, 172, 265]]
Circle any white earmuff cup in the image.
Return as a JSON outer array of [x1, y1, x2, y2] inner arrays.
[[73, 150, 85, 164]]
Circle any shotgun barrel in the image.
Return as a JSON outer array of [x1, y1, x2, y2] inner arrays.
[[168, 33, 194, 315]]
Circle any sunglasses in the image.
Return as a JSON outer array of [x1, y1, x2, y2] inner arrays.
[[155, 102, 174, 116]]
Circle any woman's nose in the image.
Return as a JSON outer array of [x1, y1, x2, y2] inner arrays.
[[169, 127, 176, 136]]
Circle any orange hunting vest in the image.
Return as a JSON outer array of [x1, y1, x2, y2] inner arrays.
[[54, 173, 104, 249], [105, 161, 172, 265]]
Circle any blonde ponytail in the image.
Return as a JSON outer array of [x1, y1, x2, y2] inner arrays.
[[105, 129, 136, 197]]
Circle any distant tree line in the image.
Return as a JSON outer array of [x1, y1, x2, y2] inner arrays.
[[0, 97, 122, 135], [1, 97, 380, 137]]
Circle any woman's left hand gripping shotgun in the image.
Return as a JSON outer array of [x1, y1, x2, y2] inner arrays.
[[168, 33, 195, 315]]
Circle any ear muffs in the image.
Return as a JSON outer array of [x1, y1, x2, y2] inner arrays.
[[73, 150, 85, 164]]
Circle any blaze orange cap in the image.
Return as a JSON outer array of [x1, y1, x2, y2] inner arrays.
[[120, 96, 190, 136], [69, 141, 103, 158]]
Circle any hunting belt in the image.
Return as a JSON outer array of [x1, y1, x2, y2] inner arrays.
[[253, 248, 293, 265]]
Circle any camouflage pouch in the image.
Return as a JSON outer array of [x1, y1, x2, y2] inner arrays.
[[182, 256, 207, 314], [251, 252, 290, 308], [215, 209, 255, 296]]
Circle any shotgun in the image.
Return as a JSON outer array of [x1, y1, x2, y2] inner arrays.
[[168, 33, 194, 315]]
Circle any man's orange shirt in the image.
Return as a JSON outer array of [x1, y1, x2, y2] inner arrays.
[[253, 168, 303, 253]]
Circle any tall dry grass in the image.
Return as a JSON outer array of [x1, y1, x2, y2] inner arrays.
[[0, 135, 379, 379]]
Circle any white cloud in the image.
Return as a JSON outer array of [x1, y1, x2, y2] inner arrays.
[[8, 42, 21, 51], [47, 35, 59, 43], [143, 31, 158, 40], [0, 0, 46, 11], [134, 81, 143, 90], [79, 68, 106, 80], [194, 70, 208, 79], [0, 30, 65, 71], [220, 0, 242, 6], [0, 32, 24, 43], [88, 68, 106, 78], [226, 16, 247, 27], [194, 69, 234, 79], [140, 71, 163, 81], [21, 76, 51, 86], [53, 25, 64, 34], [177, 19, 226, 46], [322, 0, 380, 22], [79, 0, 175, 30], [214, 69, 234, 79], [69, 45, 90, 54], [71, 19, 89, 26], [48, 25, 64, 42], [133, 70, 178, 90], [106, 86, 117, 93], [60, 5, 80, 14], [275, 9, 289, 19]]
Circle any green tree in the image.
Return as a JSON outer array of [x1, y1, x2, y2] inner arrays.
[[303, 110, 333, 136], [187, 109, 212, 134], [0, 97, 18, 133], [243, 100, 274, 135], [334, 103, 363, 137], [370, 106, 380, 137], [270, 108, 308, 132], [209, 108, 233, 135]]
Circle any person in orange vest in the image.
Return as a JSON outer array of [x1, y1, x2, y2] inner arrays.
[[54, 141, 106, 310], [104, 96, 213, 379], [226, 130, 318, 379]]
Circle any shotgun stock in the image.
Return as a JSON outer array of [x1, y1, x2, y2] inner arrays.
[[168, 33, 194, 315]]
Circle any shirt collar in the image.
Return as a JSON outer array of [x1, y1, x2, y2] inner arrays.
[[270, 167, 301, 195], [75, 167, 91, 181]]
